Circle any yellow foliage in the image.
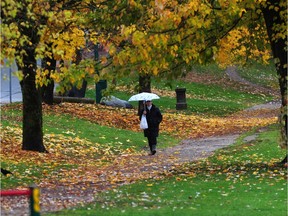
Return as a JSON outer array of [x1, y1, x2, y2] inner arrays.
[[108, 44, 117, 56], [85, 66, 94, 74], [216, 25, 271, 68], [152, 67, 158, 76]]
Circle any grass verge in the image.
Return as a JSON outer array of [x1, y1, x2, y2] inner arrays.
[[85, 63, 275, 117], [46, 125, 287, 216]]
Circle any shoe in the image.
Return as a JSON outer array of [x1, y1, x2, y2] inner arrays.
[[152, 150, 156, 155]]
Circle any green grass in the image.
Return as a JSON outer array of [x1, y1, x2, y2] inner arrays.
[[191, 63, 226, 77], [43, 113, 148, 150], [0, 107, 179, 153], [44, 113, 178, 150], [94, 90, 271, 117], [45, 125, 287, 216], [1, 62, 284, 215], [85, 63, 275, 116], [53, 177, 285, 216], [1, 105, 179, 189], [0, 161, 74, 189], [86, 84, 272, 117], [237, 60, 278, 90]]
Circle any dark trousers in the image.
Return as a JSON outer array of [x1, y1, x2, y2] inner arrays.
[[147, 136, 157, 152]]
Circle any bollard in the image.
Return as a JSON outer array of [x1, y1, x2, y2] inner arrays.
[[30, 185, 41, 216], [0, 184, 40, 216], [175, 88, 187, 110]]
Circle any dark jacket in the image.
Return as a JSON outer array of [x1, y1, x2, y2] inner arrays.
[[140, 104, 163, 137]]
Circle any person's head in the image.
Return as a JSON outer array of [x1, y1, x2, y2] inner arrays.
[[146, 100, 152, 105]]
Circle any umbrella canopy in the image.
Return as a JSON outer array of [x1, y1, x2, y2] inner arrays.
[[128, 92, 160, 101]]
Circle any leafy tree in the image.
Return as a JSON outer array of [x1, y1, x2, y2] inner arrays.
[[1, 0, 90, 152], [85, 1, 271, 90], [1, 0, 49, 152]]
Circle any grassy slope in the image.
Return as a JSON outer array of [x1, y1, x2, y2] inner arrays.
[[44, 64, 286, 216], [237, 61, 279, 90], [1, 63, 285, 215], [85, 63, 276, 116]]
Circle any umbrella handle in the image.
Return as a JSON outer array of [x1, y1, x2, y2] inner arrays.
[[143, 100, 146, 111]]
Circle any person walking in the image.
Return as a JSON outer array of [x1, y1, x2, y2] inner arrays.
[[139, 100, 163, 155]]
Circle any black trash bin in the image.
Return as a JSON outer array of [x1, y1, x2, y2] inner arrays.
[[175, 88, 187, 110]]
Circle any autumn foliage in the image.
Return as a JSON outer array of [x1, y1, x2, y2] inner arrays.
[[1, 102, 277, 166], [0, 101, 282, 213], [40, 103, 276, 138]]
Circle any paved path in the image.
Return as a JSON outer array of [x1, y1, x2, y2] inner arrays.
[[225, 66, 278, 96]]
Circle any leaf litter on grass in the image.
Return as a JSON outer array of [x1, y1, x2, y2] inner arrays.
[[0, 102, 281, 215], [43, 103, 277, 139]]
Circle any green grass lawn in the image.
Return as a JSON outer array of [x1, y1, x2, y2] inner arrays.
[[1, 106, 179, 154], [85, 63, 275, 116], [237, 60, 279, 90], [45, 125, 287, 216], [1, 62, 285, 215]]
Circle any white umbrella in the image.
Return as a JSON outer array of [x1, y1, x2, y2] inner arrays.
[[128, 92, 160, 101]]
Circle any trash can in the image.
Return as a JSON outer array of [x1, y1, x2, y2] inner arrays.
[[96, 80, 107, 103], [175, 88, 187, 110]]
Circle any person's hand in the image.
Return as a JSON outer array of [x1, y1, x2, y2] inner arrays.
[[143, 110, 147, 115]]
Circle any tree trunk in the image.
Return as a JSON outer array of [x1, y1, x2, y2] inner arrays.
[[41, 57, 56, 105], [19, 50, 46, 152], [11, 0, 48, 153], [262, 1, 287, 106], [262, 0, 287, 161], [138, 74, 151, 115], [68, 49, 88, 98]]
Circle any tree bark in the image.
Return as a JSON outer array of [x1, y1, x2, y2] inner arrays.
[[262, 0, 287, 161], [262, 1, 287, 106], [19, 51, 46, 152], [7, 0, 48, 153], [41, 56, 56, 105], [138, 74, 151, 115]]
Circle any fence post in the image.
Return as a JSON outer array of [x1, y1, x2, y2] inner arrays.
[[29, 185, 40, 216]]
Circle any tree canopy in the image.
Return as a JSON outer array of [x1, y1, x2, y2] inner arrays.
[[85, 0, 276, 80]]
